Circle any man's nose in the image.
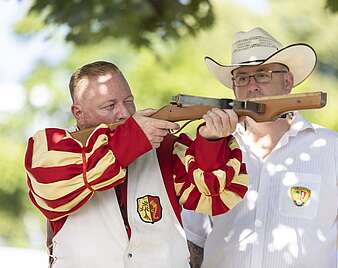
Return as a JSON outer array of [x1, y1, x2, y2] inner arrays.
[[116, 103, 132, 120], [246, 76, 260, 92]]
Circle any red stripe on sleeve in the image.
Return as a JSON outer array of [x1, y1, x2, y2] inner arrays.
[[156, 135, 183, 224], [46, 128, 82, 153], [109, 117, 152, 167]]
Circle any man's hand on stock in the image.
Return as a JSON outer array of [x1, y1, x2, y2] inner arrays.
[[133, 109, 180, 148], [199, 108, 238, 140]]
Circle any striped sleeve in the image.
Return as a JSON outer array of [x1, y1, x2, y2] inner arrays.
[[172, 132, 248, 216], [24, 117, 151, 221]]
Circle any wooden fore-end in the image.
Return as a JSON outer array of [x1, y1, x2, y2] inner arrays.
[[151, 92, 327, 122], [151, 105, 212, 121], [71, 91, 327, 145], [238, 91, 327, 122]]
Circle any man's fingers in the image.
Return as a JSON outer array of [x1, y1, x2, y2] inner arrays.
[[133, 111, 180, 148], [212, 108, 231, 131], [200, 108, 238, 139], [224, 109, 238, 132], [238, 116, 246, 124], [151, 128, 168, 137], [151, 136, 164, 144], [137, 108, 158, 117], [151, 142, 161, 149], [133, 112, 180, 131], [203, 114, 215, 131], [208, 110, 223, 131], [152, 119, 180, 130]]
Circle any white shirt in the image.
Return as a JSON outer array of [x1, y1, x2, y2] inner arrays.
[[183, 113, 338, 268]]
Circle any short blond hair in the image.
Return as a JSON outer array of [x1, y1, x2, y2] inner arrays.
[[69, 61, 121, 102]]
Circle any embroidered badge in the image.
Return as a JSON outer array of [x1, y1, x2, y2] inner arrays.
[[290, 186, 311, 206], [137, 195, 162, 224]]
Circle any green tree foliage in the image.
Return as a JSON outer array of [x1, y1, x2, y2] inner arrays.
[[326, 0, 338, 12], [27, 0, 214, 47], [0, 137, 32, 246], [23, 0, 337, 48]]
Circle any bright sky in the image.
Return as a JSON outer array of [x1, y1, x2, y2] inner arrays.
[[233, 0, 268, 13], [0, 1, 67, 115]]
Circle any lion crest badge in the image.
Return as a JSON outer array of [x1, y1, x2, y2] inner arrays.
[[290, 186, 311, 207], [137, 195, 162, 224]]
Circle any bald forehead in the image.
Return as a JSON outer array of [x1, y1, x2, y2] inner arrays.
[[73, 71, 129, 103]]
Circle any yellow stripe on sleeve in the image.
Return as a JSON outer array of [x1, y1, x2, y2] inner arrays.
[[31, 188, 93, 213], [219, 190, 243, 210], [192, 168, 210, 196], [228, 137, 240, 151], [31, 132, 110, 168], [227, 158, 241, 175], [31, 130, 48, 168], [178, 184, 194, 205], [212, 169, 226, 191], [194, 195, 212, 214], [28, 151, 124, 200], [232, 174, 249, 187], [30, 168, 125, 214], [174, 182, 184, 196], [92, 168, 126, 190], [173, 142, 194, 171]]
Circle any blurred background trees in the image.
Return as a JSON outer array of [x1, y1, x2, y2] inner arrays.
[[0, 0, 337, 248], [26, 0, 215, 47]]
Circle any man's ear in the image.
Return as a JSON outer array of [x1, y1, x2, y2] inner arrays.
[[71, 104, 83, 123], [284, 72, 294, 94]]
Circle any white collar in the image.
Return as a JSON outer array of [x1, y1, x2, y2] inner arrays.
[[236, 112, 314, 137], [236, 112, 316, 155]]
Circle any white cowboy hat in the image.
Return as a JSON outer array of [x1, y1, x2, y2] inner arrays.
[[205, 27, 317, 89]]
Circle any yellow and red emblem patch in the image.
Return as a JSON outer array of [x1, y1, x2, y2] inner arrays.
[[290, 186, 311, 207], [137, 195, 162, 224]]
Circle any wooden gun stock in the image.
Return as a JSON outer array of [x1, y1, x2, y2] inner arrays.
[[71, 91, 326, 145]]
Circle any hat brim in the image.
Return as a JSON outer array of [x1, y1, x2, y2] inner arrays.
[[205, 43, 317, 89]]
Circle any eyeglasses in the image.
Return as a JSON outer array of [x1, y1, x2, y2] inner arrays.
[[232, 70, 288, 87]]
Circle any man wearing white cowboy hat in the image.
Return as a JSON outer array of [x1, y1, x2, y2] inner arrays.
[[183, 27, 338, 268]]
